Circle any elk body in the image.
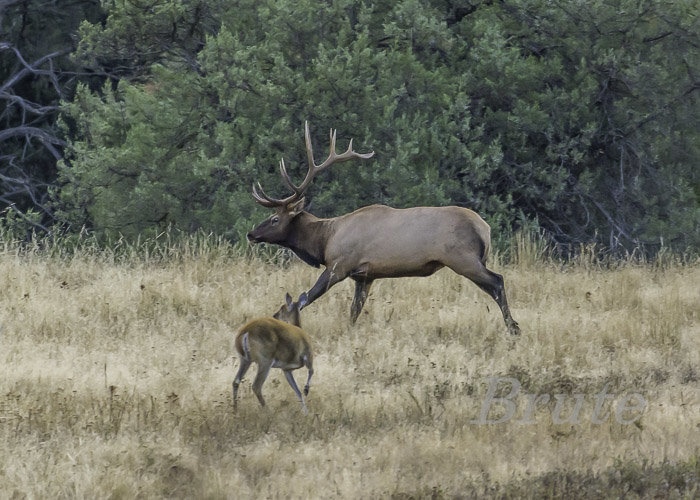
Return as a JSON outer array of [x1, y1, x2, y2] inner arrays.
[[248, 123, 520, 336], [233, 292, 314, 414]]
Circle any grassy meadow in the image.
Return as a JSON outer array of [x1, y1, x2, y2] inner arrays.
[[0, 237, 697, 498]]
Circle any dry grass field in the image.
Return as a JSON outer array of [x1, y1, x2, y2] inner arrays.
[[0, 237, 697, 498]]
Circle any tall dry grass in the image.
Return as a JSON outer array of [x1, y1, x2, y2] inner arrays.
[[0, 238, 697, 498]]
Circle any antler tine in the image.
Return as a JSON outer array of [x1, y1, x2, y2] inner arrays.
[[328, 128, 337, 158], [250, 158, 304, 208], [317, 128, 375, 169], [343, 137, 375, 160], [304, 121, 315, 169], [252, 121, 374, 208], [293, 120, 326, 196], [251, 182, 281, 208], [279, 158, 298, 193]]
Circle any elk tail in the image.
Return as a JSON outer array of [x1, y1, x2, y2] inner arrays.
[[482, 237, 491, 265], [481, 223, 492, 264]]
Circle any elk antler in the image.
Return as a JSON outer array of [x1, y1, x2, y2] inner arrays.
[[252, 121, 374, 208]]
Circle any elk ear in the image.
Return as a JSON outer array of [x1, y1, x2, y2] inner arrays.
[[287, 197, 306, 216], [297, 292, 308, 309], [285, 292, 294, 311]]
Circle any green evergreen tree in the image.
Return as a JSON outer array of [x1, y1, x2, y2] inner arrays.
[[54, 0, 698, 253]]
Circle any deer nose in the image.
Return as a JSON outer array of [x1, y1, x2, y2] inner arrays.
[[246, 232, 258, 243]]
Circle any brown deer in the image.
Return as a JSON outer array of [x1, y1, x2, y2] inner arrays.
[[247, 122, 520, 336], [233, 292, 314, 414]]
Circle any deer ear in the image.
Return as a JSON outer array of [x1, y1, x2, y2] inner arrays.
[[285, 292, 293, 311], [288, 197, 306, 216]]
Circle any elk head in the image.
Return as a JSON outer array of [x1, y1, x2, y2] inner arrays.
[[247, 121, 374, 244], [246, 197, 306, 244]]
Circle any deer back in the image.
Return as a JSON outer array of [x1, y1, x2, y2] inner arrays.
[[235, 318, 311, 366]]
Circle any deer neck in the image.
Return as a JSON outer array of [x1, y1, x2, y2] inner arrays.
[[287, 211, 332, 268]]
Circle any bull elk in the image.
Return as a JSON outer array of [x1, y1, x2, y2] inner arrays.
[[247, 122, 520, 336], [233, 292, 314, 414]]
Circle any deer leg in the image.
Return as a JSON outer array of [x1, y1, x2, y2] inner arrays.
[[233, 357, 252, 411], [350, 279, 373, 323], [283, 370, 308, 415], [303, 354, 313, 396], [305, 266, 346, 307], [251, 360, 273, 407], [449, 260, 520, 336]]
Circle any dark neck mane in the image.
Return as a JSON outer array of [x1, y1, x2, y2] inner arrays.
[[285, 212, 330, 268]]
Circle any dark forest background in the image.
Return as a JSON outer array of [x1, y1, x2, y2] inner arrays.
[[1, 0, 697, 254]]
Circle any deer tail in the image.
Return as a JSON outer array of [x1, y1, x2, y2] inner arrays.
[[242, 332, 251, 361]]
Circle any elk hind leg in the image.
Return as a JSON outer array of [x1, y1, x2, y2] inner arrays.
[[449, 258, 520, 335], [350, 279, 373, 324]]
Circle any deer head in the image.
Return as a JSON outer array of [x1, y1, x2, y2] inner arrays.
[[273, 292, 308, 327], [247, 122, 374, 244]]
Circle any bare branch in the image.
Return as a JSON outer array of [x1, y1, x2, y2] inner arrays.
[[0, 45, 68, 95], [0, 92, 58, 116], [0, 126, 66, 147], [0, 199, 53, 234]]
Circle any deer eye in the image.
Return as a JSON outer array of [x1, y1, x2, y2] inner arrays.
[[271, 216, 280, 224]]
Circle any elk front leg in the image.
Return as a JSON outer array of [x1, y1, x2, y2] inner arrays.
[[350, 279, 373, 323], [303, 265, 346, 308]]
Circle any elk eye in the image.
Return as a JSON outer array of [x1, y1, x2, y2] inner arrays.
[[271, 216, 279, 224]]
